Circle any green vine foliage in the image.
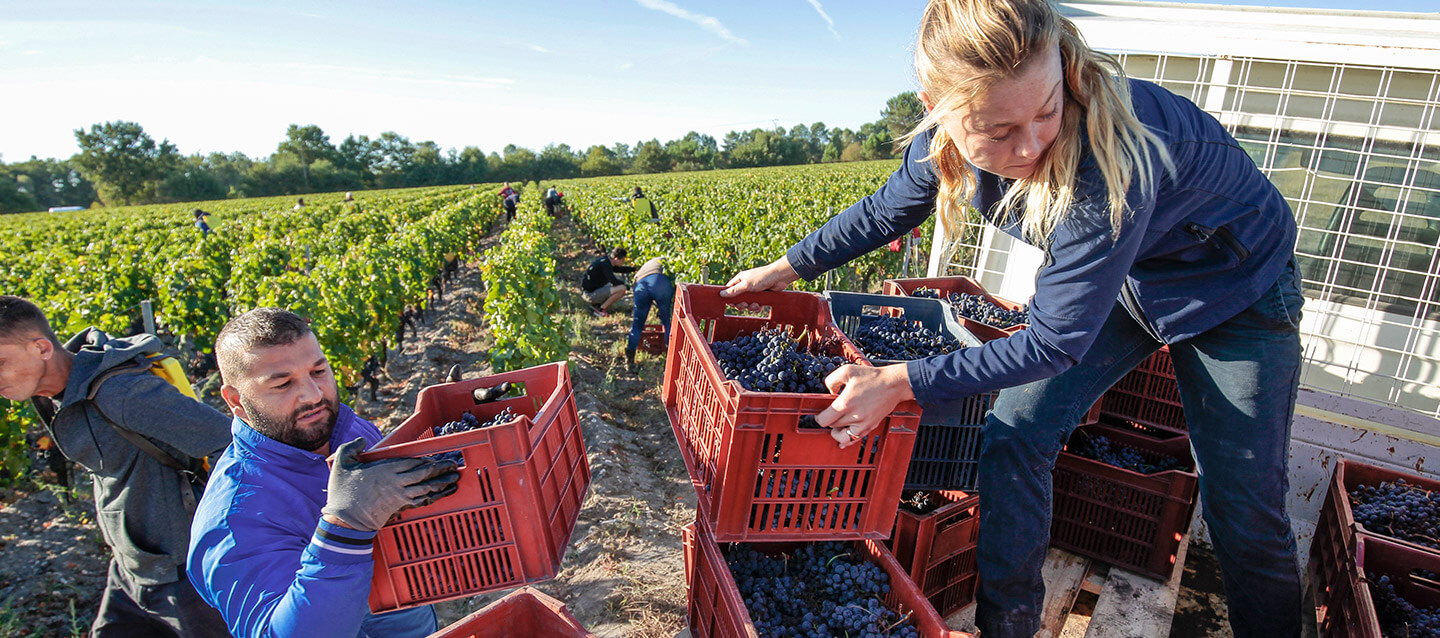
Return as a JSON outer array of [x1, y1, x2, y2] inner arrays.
[[480, 200, 569, 372], [0, 185, 502, 484], [557, 160, 934, 293]]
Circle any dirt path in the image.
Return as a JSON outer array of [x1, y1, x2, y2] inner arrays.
[[356, 212, 695, 637]]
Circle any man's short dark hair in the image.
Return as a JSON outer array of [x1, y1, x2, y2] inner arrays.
[[0, 296, 59, 345], [216, 308, 314, 382], [612, 247, 628, 260]]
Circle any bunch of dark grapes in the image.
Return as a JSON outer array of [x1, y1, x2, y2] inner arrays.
[[711, 328, 847, 393], [909, 287, 940, 299], [900, 491, 938, 515], [942, 292, 1029, 329], [1367, 571, 1440, 638], [851, 316, 964, 362], [428, 408, 519, 464], [1351, 480, 1440, 550], [726, 541, 921, 638], [1068, 434, 1185, 474]]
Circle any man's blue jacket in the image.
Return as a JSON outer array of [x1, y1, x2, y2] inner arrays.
[[187, 405, 436, 638], [786, 78, 1297, 406]]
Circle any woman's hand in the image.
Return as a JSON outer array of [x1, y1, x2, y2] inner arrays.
[[817, 364, 915, 449], [721, 256, 801, 298]]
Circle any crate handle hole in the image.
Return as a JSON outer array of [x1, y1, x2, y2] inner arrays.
[[722, 304, 772, 319]]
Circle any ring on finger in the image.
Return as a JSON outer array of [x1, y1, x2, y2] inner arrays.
[[845, 426, 860, 441]]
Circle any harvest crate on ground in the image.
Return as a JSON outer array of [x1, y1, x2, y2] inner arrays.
[[881, 276, 1027, 343], [359, 362, 590, 612], [1097, 347, 1187, 437], [661, 284, 921, 542], [640, 323, 669, 354], [889, 490, 982, 618], [1311, 457, 1440, 630], [1051, 421, 1198, 580], [1314, 534, 1440, 638], [681, 520, 971, 638], [427, 586, 593, 638]]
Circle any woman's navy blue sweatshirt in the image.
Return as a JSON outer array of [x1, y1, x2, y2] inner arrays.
[[786, 79, 1297, 407]]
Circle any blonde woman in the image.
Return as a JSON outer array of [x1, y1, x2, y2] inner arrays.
[[723, 0, 1304, 635]]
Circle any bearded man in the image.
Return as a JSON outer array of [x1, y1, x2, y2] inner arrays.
[[186, 307, 460, 638]]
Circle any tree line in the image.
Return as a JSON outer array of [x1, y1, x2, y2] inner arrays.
[[0, 93, 924, 214]]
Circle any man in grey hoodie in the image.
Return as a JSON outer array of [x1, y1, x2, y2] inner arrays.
[[0, 296, 232, 637]]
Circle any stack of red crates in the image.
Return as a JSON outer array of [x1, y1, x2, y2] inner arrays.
[[661, 283, 921, 542], [1312, 458, 1440, 636], [359, 362, 591, 614], [683, 521, 970, 638], [664, 283, 966, 634], [427, 587, 593, 638], [883, 276, 1197, 584], [888, 490, 981, 618]]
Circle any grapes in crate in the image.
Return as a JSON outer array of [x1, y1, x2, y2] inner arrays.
[[1350, 480, 1440, 550], [909, 287, 940, 299], [900, 490, 939, 515], [1367, 570, 1440, 638], [711, 327, 847, 393], [851, 315, 963, 361], [942, 292, 1029, 329], [1067, 433, 1185, 475], [426, 408, 520, 465], [725, 541, 920, 638]]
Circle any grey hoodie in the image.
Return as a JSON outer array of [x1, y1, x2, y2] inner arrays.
[[33, 328, 232, 586]]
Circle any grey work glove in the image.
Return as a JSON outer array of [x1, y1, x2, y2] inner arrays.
[[321, 437, 461, 532]]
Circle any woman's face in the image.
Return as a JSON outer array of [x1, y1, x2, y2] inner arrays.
[[924, 45, 1065, 180]]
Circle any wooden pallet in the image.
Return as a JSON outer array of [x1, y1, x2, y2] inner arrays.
[[946, 526, 1193, 637]]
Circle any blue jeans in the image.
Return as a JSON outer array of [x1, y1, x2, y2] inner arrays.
[[628, 274, 675, 351], [975, 260, 1305, 638]]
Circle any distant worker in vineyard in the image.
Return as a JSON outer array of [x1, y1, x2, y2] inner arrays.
[[194, 209, 212, 236], [189, 308, 461, 638], [0, 296, 233, 637], [630, 186, 658, 221], [722, 1, 1306, 636], [625, 257, 675, 370], [581, 247, 636, 317], [293, 197, 305, 211], [543, 185, 561, 216], [502, 190, 519, 222], [498, 181, 516, 201], [443, 251, 460, 282], [359, 354, 391, 402]]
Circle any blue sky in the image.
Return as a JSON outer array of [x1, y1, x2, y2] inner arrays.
[[1, 0, 1434, 162]]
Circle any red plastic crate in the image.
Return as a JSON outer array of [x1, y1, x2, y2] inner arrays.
[[1311, 457, 1440, 628], [1050, 422, 1198, 580], [1097, 347, 1186, 436], [889, 490, 981, 617], [428, 586, 593, 637], [360, 362, 590, 612], [682, 520, 972, 638], [661, 284, 921, 542], [1317, 535, 1440, 638], [640, 323, 668, 354], [882, 276, 1027, 343]]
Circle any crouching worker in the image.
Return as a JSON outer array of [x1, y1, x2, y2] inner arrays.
[[188, 308, 461, 638]]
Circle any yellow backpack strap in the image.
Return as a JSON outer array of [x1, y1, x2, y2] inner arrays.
[[146, 353, 198, 400]]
